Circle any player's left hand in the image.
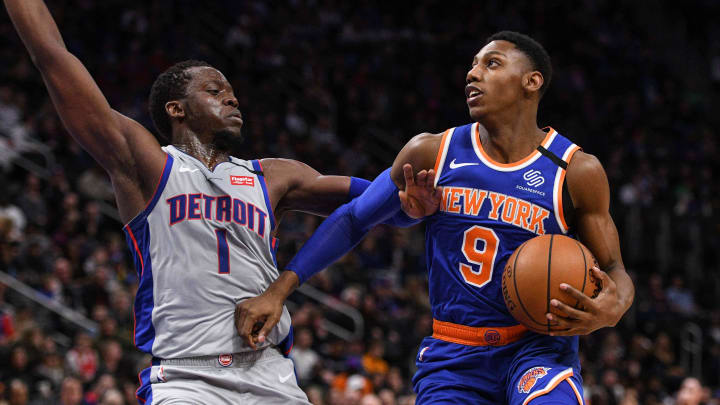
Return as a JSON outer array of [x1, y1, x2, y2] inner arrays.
[[544, 267, 623, 336], [399, 163, 442, 218], [235, 292, 285, 350]]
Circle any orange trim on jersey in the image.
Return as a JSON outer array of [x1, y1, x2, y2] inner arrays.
[[125, 225, 144, 276], [521, 369, 575, 405], [432, 319, 528, 346], [556, 145, 581, 232], [566, 378, 584, 404], [433, 129, 451, 175], [475, 125, 554, 168]]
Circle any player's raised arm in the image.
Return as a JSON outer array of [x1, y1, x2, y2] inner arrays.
[[544, 151, 635, 335], [4, 0, 165, 220]]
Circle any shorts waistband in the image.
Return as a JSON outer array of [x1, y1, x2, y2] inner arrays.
[[432, 319, 528, 346], [153, 346, 281, 367]]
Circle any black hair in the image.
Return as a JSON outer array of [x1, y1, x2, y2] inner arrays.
[[148, 60, 213, 142], [486, 31, 552, 97]]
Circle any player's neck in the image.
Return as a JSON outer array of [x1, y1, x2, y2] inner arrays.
[[479, 112, 545, 164], [172, 131, 231, 169]]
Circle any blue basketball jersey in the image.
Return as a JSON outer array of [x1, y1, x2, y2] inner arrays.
[[425, 123, 581, 328]]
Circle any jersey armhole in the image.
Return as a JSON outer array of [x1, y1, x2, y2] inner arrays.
[[433, 128, 453, 187], [556, 145, 581, 233]]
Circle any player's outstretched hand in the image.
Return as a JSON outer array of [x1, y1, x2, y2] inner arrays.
[[399, 163, 442, 218], [544, 267, 622, 336], [235, 292, 284, 350]]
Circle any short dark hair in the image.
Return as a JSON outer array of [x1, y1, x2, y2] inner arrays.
[[486, 31, 552, 97], [148, 60, 213, 142]]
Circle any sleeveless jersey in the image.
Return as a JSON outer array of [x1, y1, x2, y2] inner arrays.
[[426, 123, 581, 327], [123, 145, 291, 359]]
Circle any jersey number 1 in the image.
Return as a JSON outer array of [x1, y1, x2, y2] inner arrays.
[[215, 229, 230, 274], [460, 225, 499, 288]]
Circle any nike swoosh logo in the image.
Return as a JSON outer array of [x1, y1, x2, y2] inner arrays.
[[278, 371, 294, 383], [449, 159, 479, 169], [178, 166, 199, 173]]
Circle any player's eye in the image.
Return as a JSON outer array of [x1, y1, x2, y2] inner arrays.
[[487, 59, 499, 67], [207, 89, 220, 95]]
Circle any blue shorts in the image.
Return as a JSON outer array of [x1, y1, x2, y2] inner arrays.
[[412, 333, 584, 405]]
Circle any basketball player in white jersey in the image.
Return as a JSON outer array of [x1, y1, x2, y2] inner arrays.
[[4, 1, 437, 403]]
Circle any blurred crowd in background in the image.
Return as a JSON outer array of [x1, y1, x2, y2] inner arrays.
[[1, 0, 719, 404]]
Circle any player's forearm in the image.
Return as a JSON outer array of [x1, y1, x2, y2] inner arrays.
[[5, 0, 67, 65], [287, 168, 402, 284]]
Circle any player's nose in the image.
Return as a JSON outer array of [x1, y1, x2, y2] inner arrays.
[[224, 96, 239, 108], [466, 65, 482, 84]]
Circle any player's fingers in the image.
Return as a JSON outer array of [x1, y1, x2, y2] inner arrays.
[[559, 283, 593, 307], [549, 299, 588, 319], [235, 307, 255, 349], [416, 170, 428, 187], [432, 186, 443, 202], [257, 313, 282, 344], [238, 307, 260, 350], [426, 169, 436, 188], [548, 327, 580, 337], [403, 164, 415, 187], [591, 267, 612, 289]]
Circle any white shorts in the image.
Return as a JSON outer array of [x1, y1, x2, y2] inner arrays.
[[136, 347, 310, 405]]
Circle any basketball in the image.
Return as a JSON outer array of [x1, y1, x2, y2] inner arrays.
[[502, 234, 602, 334]]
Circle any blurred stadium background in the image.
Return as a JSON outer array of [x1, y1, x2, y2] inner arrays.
[[1, 0, 719, 404]]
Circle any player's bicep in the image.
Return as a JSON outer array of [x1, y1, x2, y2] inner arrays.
[[266, 159, 351, 217], [390, 133, 442, 188], [567, 152, 624, 270]]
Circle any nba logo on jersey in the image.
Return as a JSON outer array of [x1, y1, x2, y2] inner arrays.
[[517, 367, 550, 393], [218, 354, 234, 367]]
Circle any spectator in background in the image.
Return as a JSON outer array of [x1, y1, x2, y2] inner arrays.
[[57, 377, 82, 405], [675, 377, 705, 405], [7, 379, 28, 405], [64, 333, 98, 383], [292, 328, 320, 386]]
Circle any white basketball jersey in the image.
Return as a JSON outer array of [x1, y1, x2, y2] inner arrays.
[[123, 145, 291, 359]]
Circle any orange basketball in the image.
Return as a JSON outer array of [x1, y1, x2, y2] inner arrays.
[[501, 234, 602, 334]]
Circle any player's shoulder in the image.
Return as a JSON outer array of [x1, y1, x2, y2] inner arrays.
[[565, 150, 610, 208], [257, 158, 316, 174], [566, 150, 604, 179]]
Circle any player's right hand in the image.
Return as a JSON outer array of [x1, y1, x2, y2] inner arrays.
[[234, 292, 284, 350], [399, 163, 442, 218]]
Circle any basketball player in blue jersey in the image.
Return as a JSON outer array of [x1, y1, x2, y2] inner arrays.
[[4, 1, 436, 404], [240, 31, 635, 404]]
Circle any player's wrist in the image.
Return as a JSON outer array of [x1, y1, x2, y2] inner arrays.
[[266, 270, 299, 300]]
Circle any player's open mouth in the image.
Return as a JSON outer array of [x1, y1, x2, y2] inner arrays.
[[465, 85, 484, 104]]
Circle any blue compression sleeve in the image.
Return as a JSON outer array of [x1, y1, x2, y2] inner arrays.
[[348, 177, 371, 200], [288, 168, 405, 284], [349, 175, 419, 228]]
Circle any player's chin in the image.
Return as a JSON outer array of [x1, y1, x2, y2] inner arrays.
[[468, 106, 487, 122], [213, 128, 244, 151]]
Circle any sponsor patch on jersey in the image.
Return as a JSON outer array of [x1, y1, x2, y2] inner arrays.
[[218, 354, 234, 367], [230, 175, 254, 186], [518, 367, 550, 394]]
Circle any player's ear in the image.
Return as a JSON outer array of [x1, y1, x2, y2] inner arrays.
[[165, 101, 185, 119], [523, 71, 544, 95]]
